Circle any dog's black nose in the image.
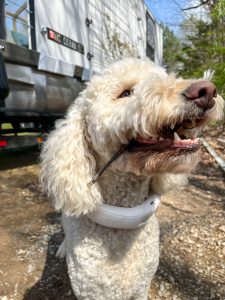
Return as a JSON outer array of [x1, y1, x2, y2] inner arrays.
[[183, 81, 217, 111]]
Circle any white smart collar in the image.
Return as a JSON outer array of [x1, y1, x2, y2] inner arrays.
[[86, 194, 161, 229]]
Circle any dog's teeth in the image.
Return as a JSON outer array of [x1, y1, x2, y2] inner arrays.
[[159, 137, 165, 141], [174, 132, 181, 141], [170, 123, 175, 130]]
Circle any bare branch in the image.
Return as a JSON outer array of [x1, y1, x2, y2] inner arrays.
[[182, 0, 210, 11]]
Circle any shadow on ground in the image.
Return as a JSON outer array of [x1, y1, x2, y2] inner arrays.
[[0, 148, 39, 171], [23, 230, 76, 300], [158, 257, 224, 300]]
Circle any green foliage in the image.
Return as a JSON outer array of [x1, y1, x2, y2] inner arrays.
[[163, 0, 225, 99], [162, 24, 182, 72], [178, 18, 213, 78]]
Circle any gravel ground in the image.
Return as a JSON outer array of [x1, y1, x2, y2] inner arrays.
[[204, 123, 225, 162], [0, 138, 224, 300]]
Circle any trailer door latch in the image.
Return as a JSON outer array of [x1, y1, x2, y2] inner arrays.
[[86, 18, 93, 27]]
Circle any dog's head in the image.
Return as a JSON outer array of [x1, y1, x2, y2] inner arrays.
[[85, 59, 223, 175], [41, 58, 224, 216]]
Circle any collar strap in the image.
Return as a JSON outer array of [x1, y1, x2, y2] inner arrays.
[[86, 194, 161, 229]]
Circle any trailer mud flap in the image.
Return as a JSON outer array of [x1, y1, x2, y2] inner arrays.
[[0, 46, 9, 101]]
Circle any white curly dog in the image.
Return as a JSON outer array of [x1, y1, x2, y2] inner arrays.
[[41, 58, 223, 300]]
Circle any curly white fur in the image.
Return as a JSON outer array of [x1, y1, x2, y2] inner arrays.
[[40, 58, 224, 300]]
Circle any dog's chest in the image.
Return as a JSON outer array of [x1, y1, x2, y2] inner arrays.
[[98, 169, 151, 207], [63, 214, 160, 298]]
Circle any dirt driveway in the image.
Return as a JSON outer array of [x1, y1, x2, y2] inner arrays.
[[0, 146, 224, 300]]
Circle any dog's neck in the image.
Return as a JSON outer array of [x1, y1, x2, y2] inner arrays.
[[97, 168, 152, 208]]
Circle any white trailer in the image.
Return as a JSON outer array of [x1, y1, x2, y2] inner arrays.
[[34, 0, 162, 78], [0, 0, 162, 149]]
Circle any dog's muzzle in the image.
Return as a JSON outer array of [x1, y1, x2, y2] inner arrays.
[[86, 194, 161, 229]]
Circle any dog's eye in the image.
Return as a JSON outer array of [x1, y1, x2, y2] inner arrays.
[[118, 89, 133, 98]]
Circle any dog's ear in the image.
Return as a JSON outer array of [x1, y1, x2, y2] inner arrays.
[[40, 98, 102, 216]]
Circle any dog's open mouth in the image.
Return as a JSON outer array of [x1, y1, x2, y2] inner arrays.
[[89, 118, 206, 185], [128, 118, 205, 153]]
